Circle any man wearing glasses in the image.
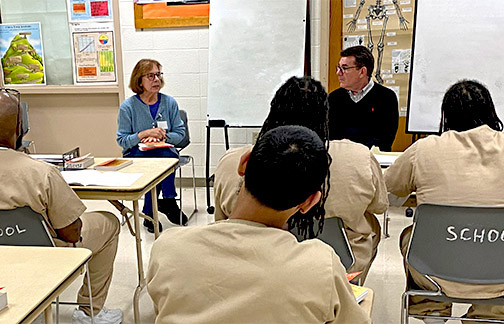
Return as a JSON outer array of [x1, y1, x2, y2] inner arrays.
[[328, 45, 398, 151]]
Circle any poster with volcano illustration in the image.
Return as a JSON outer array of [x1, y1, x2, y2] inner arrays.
[[0, 23, 45, 85]]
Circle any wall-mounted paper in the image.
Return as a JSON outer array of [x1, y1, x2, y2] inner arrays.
[[0, 22, 45, 86], [68, 0, 113, 22], [70, 22, 116, 84]]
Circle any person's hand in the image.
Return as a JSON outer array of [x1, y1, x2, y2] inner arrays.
[[56, 218, 82, 243], [139, 127, 166, 141], [141, 136, 161, 143]]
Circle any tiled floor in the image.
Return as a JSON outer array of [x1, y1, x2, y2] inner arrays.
[[51, 188, 470, 324]]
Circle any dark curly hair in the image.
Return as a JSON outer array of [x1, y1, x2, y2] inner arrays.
[[258, 76, 331, 239], [440, 80, 503, 133]]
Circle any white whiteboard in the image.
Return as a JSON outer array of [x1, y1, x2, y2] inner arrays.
[[207, 0, 307, 126], [407, 0, 504, 133]]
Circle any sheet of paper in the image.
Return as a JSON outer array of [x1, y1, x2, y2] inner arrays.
[[61, 170, 143, 187], [373, 154, 399, 167]]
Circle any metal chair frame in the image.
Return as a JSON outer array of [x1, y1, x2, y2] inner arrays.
[[402, 203, 504, 324], [175, 110, 198, 223]]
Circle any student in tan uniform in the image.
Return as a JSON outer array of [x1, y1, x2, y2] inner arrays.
[[214, 76, 388, 283], [0, 89, 123, 324], [385, 80, 504, 323], [147, 125, 371, 324]]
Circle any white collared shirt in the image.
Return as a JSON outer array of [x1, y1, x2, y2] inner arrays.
[[348, 79, 375, 103]]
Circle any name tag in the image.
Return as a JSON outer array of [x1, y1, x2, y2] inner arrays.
[[157, 121, 168, 129]]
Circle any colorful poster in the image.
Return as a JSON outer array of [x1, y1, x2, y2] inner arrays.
[[0, 23, 45, 86], [70, 22, 116, 84], [68, 0, 113, 22]]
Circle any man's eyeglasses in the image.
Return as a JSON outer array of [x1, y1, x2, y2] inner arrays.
[[0, 88, 20, 101], [143, 72, 163, 81], [0, 88, 20, 109], [336, 65, 361, 73]]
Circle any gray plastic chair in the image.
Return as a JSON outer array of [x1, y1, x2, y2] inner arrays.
[[175, 110, 198, 222], [402, 203, 504, 324], [16, 102, 36, 153], [0, 206, 94, 324], [289, 217, 355, 270]]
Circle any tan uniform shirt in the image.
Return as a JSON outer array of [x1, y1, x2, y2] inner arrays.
[[385, 125, 504, 298], [326, 140, 388, 276], [214, 141, 388, 276], [147, 219, 371, 324], [0, 148, 86, 237]]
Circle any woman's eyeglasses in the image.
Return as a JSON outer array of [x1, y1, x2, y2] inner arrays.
[[143, 72, 163, 81]]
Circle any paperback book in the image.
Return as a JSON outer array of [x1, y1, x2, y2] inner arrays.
[[94, 158, 132, 171]]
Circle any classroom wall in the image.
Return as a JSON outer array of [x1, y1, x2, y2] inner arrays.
[[118, 0, 327, 178], [23, 1, 327, 179]]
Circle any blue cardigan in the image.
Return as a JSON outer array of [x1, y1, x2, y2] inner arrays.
[[116, 93, 185, 155]]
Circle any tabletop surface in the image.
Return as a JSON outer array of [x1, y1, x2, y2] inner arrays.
[[70, 157, 178, 200], [0, 246, 91, 323]]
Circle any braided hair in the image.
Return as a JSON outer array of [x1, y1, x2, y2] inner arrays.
[[440, 79, 503, 133], [258, 76, 331, 239]]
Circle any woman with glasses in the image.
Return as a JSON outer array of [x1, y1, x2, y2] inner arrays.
[[117, 59, 187, 232]]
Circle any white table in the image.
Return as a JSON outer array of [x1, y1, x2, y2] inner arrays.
[[0, 246, 91, 324]]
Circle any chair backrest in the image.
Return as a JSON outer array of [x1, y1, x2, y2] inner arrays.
[[290, 217, 355, 270], [20, 102, 29, 137], [176, 110, 190, 150], [15, 102, 30, 150], [407, 203, 504, 285], [0, 206, 55, 247]]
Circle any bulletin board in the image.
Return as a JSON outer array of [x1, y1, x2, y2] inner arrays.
[[134, 2, 209, 28], [342, 0, 415, 118], [207, 0, 307, 126], [407, 0, 504, 133]]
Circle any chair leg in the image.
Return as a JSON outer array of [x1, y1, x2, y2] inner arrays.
[[86, 263, 94, 324], [55, 296, 59, 324], [178, 164, 184, 225], [401, 292, 409, 324], [191, 156, 198, 213]]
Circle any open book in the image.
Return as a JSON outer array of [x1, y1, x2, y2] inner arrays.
[[61, 170, 143, 187]]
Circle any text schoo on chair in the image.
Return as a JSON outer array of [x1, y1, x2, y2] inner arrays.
[[0, 206, 94, 324], [402, 203, 504, 324], [289, 217, 355, 270], [175, 110, 198, 223]]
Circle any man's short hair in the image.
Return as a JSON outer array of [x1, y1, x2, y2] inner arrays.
[[340, 46, 374, 79], [244, 125, 328, 211], [440, 79, 503, 133]]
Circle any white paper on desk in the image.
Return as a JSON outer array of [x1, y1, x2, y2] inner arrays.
[[61, 170, 143, 187], [373, 154, 399, 167]]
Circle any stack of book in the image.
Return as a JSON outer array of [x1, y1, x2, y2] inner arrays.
[[64, 153, 94, 170]]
